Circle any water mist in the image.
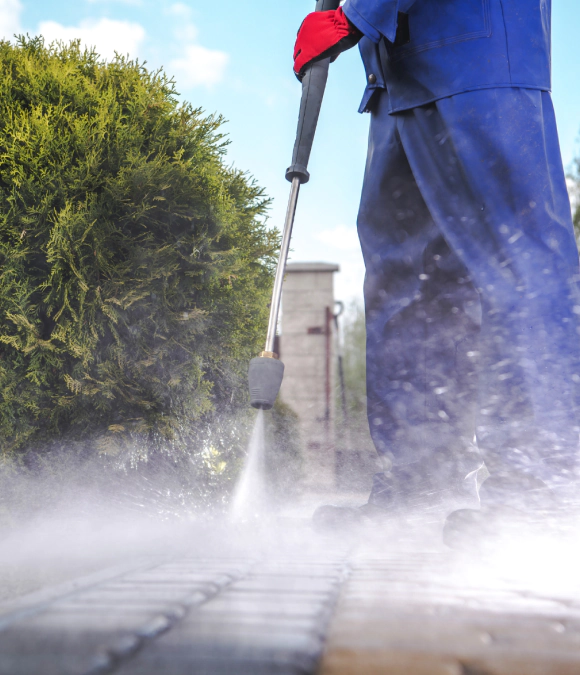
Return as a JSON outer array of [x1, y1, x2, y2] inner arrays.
[[230, 410, 269, 521]]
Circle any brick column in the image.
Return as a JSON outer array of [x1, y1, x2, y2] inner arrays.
[[279, 262, 339, 491]]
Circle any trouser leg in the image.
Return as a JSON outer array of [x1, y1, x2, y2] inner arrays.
[[358, 93, 482, 503], [399, 88, 580, 488]]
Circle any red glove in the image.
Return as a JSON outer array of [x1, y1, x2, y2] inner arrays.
[[293, 8, 362, 80]]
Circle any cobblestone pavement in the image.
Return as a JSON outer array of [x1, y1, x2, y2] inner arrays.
[[321, 521, 580, 675], [0, 522, 349, 675], [2, 517, 580, 674]]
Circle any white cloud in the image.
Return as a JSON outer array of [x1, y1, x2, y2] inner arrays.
[[0, 0, 22, 40], [38, 17, 145, 60], [169, 43, 229, 88], [163, 3, 229, 89], [328, 255, 364, 305], [0, 0, 227, 89], [305, 224, 366, 303], [167, 3, 192, 19], [165, 4, 198, 41], [316, 224, 360, 251]]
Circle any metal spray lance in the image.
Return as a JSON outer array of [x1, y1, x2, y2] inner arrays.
[[248, 0, 342, 410]]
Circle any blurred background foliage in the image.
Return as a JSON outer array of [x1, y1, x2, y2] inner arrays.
[[334, 300, 377, 492], [570, 162, 580, 236], [0, 36, 300, 512]]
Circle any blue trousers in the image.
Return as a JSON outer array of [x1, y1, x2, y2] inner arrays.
[[358, 88, 580, 496]]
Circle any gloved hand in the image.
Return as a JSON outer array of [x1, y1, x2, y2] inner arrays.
[[293, 7, 362, 80]]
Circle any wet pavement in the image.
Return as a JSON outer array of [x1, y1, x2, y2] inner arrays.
[[1, 516, 580, 675], [322, 532, 580, 675]]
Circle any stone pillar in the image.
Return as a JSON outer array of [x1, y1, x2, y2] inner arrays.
[[279, 262, 339, 491]]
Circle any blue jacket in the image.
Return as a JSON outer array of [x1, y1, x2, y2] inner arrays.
[[342, 0, 552, 113]]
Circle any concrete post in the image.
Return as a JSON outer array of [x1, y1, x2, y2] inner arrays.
[[279, 262, 339, 491]]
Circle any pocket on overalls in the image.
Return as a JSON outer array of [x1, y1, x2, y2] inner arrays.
[[389, 0, 492, 62]]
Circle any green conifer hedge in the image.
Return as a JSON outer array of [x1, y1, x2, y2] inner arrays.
[[0, 37, 278, 459]]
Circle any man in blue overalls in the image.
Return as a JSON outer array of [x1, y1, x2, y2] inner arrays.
[[294, 0, 580, 531]]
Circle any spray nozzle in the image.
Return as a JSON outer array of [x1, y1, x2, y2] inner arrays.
[[248, 354, 285, 410]]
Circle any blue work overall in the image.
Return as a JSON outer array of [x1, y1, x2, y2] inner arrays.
[[341, 0, 580, 499]]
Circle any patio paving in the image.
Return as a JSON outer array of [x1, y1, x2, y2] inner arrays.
[[1, 515, 579, 674]]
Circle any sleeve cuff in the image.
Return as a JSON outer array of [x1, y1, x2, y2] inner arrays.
[[342, 0, 400, 44], [342, 2, 382, 44]]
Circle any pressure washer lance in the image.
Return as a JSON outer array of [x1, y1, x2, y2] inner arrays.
[[248, 0, 341, 410]]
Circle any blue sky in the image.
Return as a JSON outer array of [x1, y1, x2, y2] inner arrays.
[[3, 0, 580, 303]]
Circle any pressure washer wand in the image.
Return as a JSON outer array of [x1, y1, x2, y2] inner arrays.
[[248, 0, 341, 410]]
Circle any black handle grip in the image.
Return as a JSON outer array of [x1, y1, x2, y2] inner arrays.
[[285, 0, 342, 184], [316, 0, 342, 12]]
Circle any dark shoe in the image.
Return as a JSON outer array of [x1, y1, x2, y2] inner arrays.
[[312, 463, 485, 533], [312, 469, 407, 533], [442, 505, 523, 550], [442, 474, 558, 550]]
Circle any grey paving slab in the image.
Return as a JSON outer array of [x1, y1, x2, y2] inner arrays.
[[113, 562, 346, 675], [135, 622, 322, 654], [179, 614, 321, 633], [0, 560, 161, 632], [116, 656, 311, 675], [0, 554, 253, 675], [230, 578, 339, 594], [52, 596, 204, 614], [191, 597, 331, 620], [114, 627, 324, 675], [12, 519, 580, 675], [120, 572, 233, 586], [0, 613, 153, 675], [56, 586, 208, 605]]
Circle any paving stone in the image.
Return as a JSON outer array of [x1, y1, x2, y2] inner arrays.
[[179, 614, 319, 633], [203, 596, 332, 615], [320, 649, 463, 675], [459, 655, 580, 675], [7, 523, 580, 675], [116, 654, 310, 675], [112, 564, 343, 675], [0, 557, 250, 675], [0, 561, 154, 632], [139, 621, 321, 653], [322, 647, 580, 675], [319, 545, 580, 675], [113, 622, 322, 675], [230, 577, 339, 594], [55, 586, 206, 606], [120, 572, 233, 587], [146, 563, 251, 578], [253, 565, 345, 579], [191, 595, 329, 619], [214, 588, 334, 604], [50, 603, 187, 618], [0, 610, 159, 675]]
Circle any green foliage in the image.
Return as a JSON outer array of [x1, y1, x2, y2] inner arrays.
[[335, 300, 378, 490], [572, 191, 580, 239], [569, 158, 580, 239], [0, 36, 278, 460], [340, 301, 368, 422]]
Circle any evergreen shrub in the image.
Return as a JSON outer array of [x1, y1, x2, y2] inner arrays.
[[0, 37, 279, 471]]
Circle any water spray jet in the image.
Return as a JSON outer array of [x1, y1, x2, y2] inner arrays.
[[248, 0, 341, 411]]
